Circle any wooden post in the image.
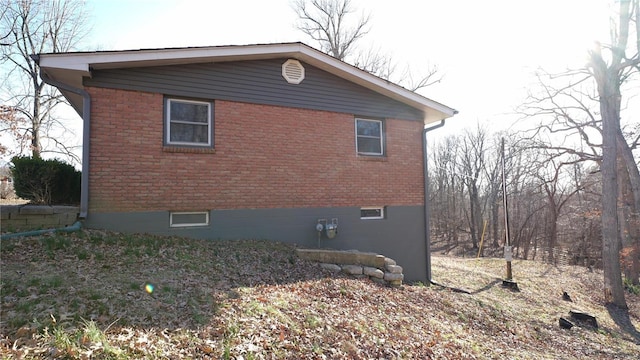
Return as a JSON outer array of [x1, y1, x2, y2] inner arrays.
[[502, 138, 513, 281]]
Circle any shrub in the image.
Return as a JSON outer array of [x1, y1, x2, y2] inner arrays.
[[10, 156, 81, 205], [624, 277, 640, 295]]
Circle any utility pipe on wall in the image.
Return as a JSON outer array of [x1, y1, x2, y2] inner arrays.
[[35, 64, 91, 219], [422, 119, 446, 284]]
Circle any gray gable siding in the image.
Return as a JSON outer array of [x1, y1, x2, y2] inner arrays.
[[84, 59, 424, 121]]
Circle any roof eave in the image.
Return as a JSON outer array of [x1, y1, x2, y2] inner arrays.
[[37, 43, 457, 123]]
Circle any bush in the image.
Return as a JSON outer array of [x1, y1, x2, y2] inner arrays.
[[10, 156, 81, 205], [624, 277, 640, 295]]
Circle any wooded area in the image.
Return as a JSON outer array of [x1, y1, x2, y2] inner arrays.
[[428, 126, 609, 267], [427, 115, 639, 293], [429, 0, 639, 309]]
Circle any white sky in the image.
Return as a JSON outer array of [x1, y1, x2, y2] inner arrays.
[[85, 0, 616, 136], [2, 0, 620, 167], [1, 0, 633, 185]]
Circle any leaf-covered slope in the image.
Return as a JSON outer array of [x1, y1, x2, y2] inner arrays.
[[0, 231, 638, 359]]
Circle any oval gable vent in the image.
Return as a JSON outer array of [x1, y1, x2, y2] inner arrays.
[[282, 59, 305, 84]]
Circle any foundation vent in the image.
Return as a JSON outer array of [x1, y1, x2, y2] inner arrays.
[[282, 59, 305, 84]]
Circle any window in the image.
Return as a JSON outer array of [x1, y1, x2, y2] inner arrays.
[[355, 118, 384, 155], [170, 211, 209, 227], [166, 98, 213, 146], [361, 207, 385, 220]]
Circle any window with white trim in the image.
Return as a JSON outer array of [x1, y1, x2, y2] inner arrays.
[[355, 118, 384, 155], [170, 211, 209, 227], [360, 207, 385, 220], [165, 98, 213, 147]]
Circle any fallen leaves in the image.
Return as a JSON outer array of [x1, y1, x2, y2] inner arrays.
[[0, 231, 638, 359]]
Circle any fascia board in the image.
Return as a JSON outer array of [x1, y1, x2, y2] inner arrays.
[[37, 43, 304, 72]]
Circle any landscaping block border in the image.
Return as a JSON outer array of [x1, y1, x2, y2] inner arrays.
[[0, 205, 79, 232], [296, 248, 404, 286]]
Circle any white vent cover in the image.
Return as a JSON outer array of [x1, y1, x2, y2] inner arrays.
[[282, 59, 305, 84]]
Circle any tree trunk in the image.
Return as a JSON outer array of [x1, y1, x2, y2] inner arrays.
[[548, 209, 558, 264], [597, 66, 627, 308], [587, 0, 637, 309], [617, 145, 640, 284], [468, 184, 480, 249], [532, 230, 538, 261], [491, 196, 499, 247], [617, 131, 640, 285], [32, 85, 41, 158], [617, 131, 640, 212]]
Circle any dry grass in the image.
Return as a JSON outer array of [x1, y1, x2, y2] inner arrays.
[[0, 230, 638, 359]]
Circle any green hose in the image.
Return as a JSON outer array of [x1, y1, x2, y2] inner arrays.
[[0, 221, 82, 240]]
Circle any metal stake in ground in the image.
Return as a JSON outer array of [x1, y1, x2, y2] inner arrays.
[[501, 138, 519, 291]]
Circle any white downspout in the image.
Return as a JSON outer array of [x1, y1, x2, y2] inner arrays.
[[423, 119, 446, 284], [36, 65, 91, 218]]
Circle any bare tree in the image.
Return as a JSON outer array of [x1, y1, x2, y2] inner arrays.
[[292, 0, 441, 91], [535, 154, 584, 262], [293, 0, 369, 61], [482, 133, 510, 249], [457, 125, 492, 251], [587, 0, 639, 309], [0, 104, 28, 156], [520, 69, 603, 163], [429, 128, 553, 261], [521, 64, 639, 275], [0, 0, 89, 163], [518, 1, 639, 307], [429, 135, 464, 252], [510, 183, 546, 260]]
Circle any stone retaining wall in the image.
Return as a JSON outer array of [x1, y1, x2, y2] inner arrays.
[[296, 249, 405, 286], [0, 205, 79, 232]]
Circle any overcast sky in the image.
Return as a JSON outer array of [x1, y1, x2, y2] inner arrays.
[[85, 0, 616, 136]]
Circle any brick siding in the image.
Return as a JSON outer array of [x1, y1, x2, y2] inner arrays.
[[87, 87, 425, 212]]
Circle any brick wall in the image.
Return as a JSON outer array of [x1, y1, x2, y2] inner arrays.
[[87, 87, 425, 213]]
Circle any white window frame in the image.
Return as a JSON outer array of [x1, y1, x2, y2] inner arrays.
[[170, 211, 210, 228], [355, 118, 384, 155], [360, 206, 385, 220], [166, 98, 212, 147]]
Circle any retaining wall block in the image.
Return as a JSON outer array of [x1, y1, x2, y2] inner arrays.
[[26, 217, 62, 227], [320, 263, 342, 273], [384, 272, 404, 282], [52, 206, 80, 214], [20, 205, 54, 215], [1, 206, 19, 220], [1, 205, 79, 232], [363, 266, 384, 279], [296, 249, 404, 287], [386, 264, 403, 274], [1, 218, 27, 229], [296, 249, 385, 268], [58, 212, 79, 224], [341, 264, 364, 275], [384, 257, 396, 267]]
